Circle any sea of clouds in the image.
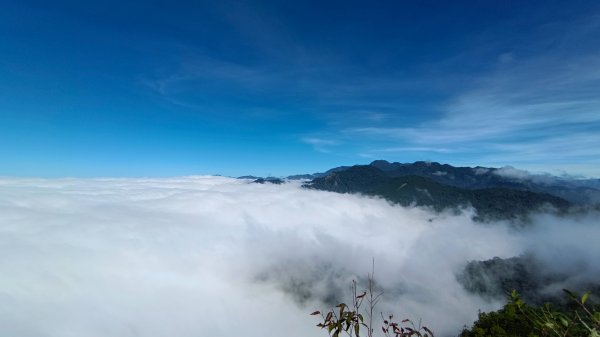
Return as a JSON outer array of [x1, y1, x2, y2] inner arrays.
[[0, 176, 598, 337]]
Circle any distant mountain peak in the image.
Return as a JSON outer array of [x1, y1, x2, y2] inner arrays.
[[240, 160, 600, 205], [306, 163, 571, 222]]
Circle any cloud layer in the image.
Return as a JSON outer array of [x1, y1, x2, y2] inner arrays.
[[0, 177, 598, 337]]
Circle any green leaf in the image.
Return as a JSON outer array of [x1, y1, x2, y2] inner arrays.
[[582, 292, 590, 305], [355, 323, 360, 337], [559, 316, 569, 327]]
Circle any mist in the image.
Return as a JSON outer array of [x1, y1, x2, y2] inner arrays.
[[0, 176, 598, 337]]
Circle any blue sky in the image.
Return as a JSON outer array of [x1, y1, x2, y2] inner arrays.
[[1, 0, 599, 177]]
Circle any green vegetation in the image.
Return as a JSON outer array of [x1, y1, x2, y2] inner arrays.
[[311, 278, 434, 337], [312, 268, 598, 337], [459, 297, 538, 337], [306, 165, 570, 222], [461, 290, 599, 337]]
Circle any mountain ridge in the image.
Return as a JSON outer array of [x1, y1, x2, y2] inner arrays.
[[238, 160, 599, 218], [303, 165, 570, 222], [281, 160, 600, 205]]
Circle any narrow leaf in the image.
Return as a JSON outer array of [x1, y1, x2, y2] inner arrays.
[[582, 292, 590, 305], [563, 289, 577, 299]]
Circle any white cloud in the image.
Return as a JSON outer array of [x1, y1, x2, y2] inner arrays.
[[300, 137, 340, 153], [492, 166, 579, 185], [473, 168, 490, 175], [343, 15, 600, 175], [493, 166, 532, 180], [0, 177, 598, 337]]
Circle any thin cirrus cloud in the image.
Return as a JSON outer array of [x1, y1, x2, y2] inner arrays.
[[300, 137, 341, 153], [345, 35, 600, 173], [134, 3, 600, 177], [3, 2, 599, 177]]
